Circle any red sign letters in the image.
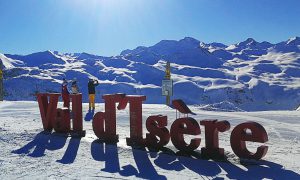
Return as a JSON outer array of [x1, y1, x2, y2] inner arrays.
[[37, 93, 268, 160]]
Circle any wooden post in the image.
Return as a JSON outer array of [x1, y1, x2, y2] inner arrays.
[[165, 61, 171, 106], [0, 62, 3, 101], [166, 95, 170, 106]]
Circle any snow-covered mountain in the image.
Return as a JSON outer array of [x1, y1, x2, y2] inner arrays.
[[1, 37, 300, 111]]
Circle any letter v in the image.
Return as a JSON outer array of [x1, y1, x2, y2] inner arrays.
[[37, 93, 60, 131]]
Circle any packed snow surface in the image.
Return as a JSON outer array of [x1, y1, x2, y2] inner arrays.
[[0, 101, 299, 179]]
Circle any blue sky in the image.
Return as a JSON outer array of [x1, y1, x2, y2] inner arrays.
[[0, 0, 300, 56]]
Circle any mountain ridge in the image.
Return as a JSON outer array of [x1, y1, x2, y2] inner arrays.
[[1, 36, 300, 111]]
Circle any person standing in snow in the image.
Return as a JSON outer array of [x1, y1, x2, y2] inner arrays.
[[71, 78, 79, 94], [61, 78, 70, 108], [88, 78, 99, 110]]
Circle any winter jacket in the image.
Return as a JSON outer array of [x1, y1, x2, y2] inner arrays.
[[62, 82, 69, 95], [88, 80, 99, 94], [71, 81, 79, 94]]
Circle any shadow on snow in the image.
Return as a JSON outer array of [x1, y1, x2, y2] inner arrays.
[[84, 109, 95, 121], [12, 132, 300, 179], [12, 131, 81, 164]]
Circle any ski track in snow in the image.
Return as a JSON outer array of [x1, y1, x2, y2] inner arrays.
[[0, 101, 300, 179]]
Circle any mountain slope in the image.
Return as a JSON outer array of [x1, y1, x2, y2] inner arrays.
[[1, 37, 300, 111], [5, 51, 67, 67], [122, 37, 223, 68]]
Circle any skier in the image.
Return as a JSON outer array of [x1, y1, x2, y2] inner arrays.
[[61, 78, 70, 108], [88, 78, 99, 110], [71, 78, 79, 94]]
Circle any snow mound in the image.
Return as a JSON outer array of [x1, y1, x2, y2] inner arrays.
[[197, 101, 245, 112]]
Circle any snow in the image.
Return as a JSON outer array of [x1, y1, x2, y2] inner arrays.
[[0, 101, 299, 179], [286, 37, 300, 46], [1, 37, 300, 111], [0, 53, 24, 69]]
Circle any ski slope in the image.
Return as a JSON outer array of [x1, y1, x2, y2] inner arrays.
[[0, 101, 299, 179]]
